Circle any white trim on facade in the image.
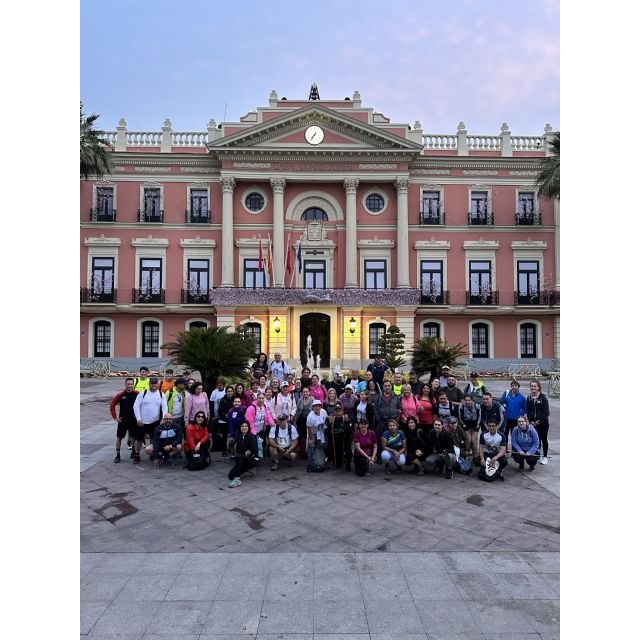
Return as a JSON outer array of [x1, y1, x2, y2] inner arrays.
[[420, 318, 445, 340], [131, 237, 169, 293], [467, 185, 493, 220], [186, 183, 211, 216], [92, 181, 117, 213], [185, 318, 211, 331], [136, 317, 164, 358], [469, 318, 495, 359], [361, 187, 390, 216], [84, 236, 121, 290], [241, 185, 269, 214], [285, 190, 344, 222], [463, 240, 499, 294], [511, 240, 547, 291], [357, 238, 394, 289], [138, 182, 164, 219], [516, 318, 542, 359], [88, 317, 115, 358], [414, 240, 451, 292], [180, 238, 216, 294]]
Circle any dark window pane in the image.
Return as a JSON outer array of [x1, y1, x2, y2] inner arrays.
[[245, 192, 265, 212], [365, 194, 384, 212]]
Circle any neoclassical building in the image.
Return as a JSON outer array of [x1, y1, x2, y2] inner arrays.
[[80, 87, 559, 371]]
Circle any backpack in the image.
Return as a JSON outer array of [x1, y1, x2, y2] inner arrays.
[[478, 458, 503, 482], [307, 438, 327, 473], [186, 451, 208, 471], [273, 424, 293, 442]]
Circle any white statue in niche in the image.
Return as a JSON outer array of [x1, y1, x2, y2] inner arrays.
[[315, 354, 321, 372], [304, 335, 314, 369]]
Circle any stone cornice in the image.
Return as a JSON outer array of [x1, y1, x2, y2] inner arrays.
[[357, 238, 395, 248], [414, 239, 451, 249], [180, 237, 217, 248], [410, 157, 543, 170], [131, 236, 170, 247], [84, 234, 122, 247]]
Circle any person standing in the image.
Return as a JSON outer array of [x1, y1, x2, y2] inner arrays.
[[442, 375, 464, 407], [463, 371, 487, 404], [268, 352, 291, 383], [367, 355, 390, 387], [185, 381, 209, 425], [159, 368, 175, 394], [132, 366, 151, 392], [416, 383, 435, 432], [165, 377, 187, 434], [501, 380, 527, 441], [526, 380, 551, 465], [215, 385, 236, 459], [132, 377, 170, 464], [109, 378, 138, 463]]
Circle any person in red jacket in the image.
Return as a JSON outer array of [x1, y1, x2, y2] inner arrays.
[[184, 411, 211, 466], [109, 378, 139, 463]]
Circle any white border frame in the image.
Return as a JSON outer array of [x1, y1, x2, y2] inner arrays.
[[420, 318, 445, 340], [517, 319, 542, 359], [185, 318, 211, 331], [136, 317, 164, 358], [238, 317, 265, 355], [511, 242, 546, 292], [92, 181, 117, 216], [419, 184, 444, 221], [358, 239, 393, 289], [514, 186, 540, 221], [469, 319, 495, 359], [139, 183, 164, 219], [88, 317, 114, 358], [186, 183, 211, 218], [467, 185, 493, 220], [241, 186, 269, 214], [85, 238, 121, 291], [361, 187, 389, 215], [365, 317, 390, 358]]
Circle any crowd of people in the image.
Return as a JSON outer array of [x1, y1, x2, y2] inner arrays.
[[109, 354, 551, 487]]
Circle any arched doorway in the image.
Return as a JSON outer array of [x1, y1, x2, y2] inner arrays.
[[299, 313, 331, 368]]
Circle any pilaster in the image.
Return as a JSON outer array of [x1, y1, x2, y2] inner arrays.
[[220, 177, 236, 287], [343, 178, 359, 288], [394, 177, 410, 288], [271, 177, 286, 288]]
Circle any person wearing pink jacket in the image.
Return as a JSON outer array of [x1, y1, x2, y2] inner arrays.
[[244, 392, 275, 456], [184, 382, 209, 425], [308, 374, 328, 403]]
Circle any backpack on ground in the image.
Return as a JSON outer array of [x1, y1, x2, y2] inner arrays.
[[478, 458, 502, 482], [307, 439, 327, 473], [186, 451, 208, 471], [210, 432, 225, 453]]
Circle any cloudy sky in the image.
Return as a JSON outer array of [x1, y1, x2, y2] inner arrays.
[[81, 0, 559, 136]]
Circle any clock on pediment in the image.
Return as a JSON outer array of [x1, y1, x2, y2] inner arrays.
[[305, 125, 324, 145]]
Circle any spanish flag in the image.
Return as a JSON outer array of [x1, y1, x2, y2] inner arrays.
[[258, 237, 263, 271]]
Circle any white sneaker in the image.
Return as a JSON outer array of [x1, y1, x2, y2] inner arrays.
[[540, 456, 548, 465]]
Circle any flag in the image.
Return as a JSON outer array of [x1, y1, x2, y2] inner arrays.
[[266, 240, 273, 280], [296, 242, 302, 273], [258, 237, 263, 272], [286, 244, 293, 274]]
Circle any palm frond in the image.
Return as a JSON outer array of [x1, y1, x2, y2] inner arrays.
[[535, 132, 560, 199], [80, 101, 114, 180]]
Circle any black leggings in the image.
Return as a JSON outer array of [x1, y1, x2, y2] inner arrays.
[[210, 419, 229, 453], [536, 421, 550, 457], [228, 455, 257, 480], [327, 432, 352, 469], [354, 453, 370, 477]]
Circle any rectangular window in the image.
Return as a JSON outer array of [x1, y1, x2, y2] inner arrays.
[[420, 260, 444, 303], [421, 191, 441, 224], [139, 258, 162, 302], [143, 188, 162, 222], [470, 191, 489, 224], [142, 322, 159, 357], [304, 261, 326, 289], [94, 322, 111, 357], [91, 257, 114, 302], [364, 260, 387, 289], [517, 192, 536, 224], [94, 187, 115, 221], [472, 324, 489, 358], [423, 322, 440, 338], [244, 322, 262, 356], [189, 189, 209, 223], [517, 261, 540, 304], [469, 260, 492, 304], [243, 259, 265, 289], [186, 259, 209, 303], [520, 324, 537, 358], [369, 323, 386, 358]]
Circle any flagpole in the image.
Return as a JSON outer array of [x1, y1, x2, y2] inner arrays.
[[289, 240, 298, 288], [266, 232, 273, 288], [283, 233, 291, 287]]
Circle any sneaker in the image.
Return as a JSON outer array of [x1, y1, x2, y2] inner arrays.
[[270, 462, 279, 471], [417, 468, 425, 476], [113, 454, 121, 463], [133, 454, 140, 465], [540, 456, 549, 465], [528, 466, 535, 472], [127, 440, 132, 450], [229, 477, 242, 488], [445, 469, 453, 479]]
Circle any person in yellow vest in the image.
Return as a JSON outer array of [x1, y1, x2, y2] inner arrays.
[[392, 371, 404, 396], [132, 366, 151, 392]]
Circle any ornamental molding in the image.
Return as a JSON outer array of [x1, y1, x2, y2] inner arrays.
[[357, 238, 395, 248], [235, 236, 264, 248], [270, 177, 287, 193], [95, 179, 115, 185], [84, 235, 122, 247], [188, 182, 209, 188], [472, 184, 489, 189], [181, 167, 214, 173], [131, 236, 170, 247], [343, 177, 360, 194], [414, 239, 451, 250], [511, 239, 547, 249], [358, 163, 398, 169], [462, 170, 499, 176], [395, 177, 409, 192], [420, 182, 441, 188], [142, 181, 163, 187], [509, 170, 538, 176], [287, 190, 344, 222], [411, 169, 451, 175], [234, 162, 272, 168], [180, 237, 217, 248], [219, 152, 412, 164], [135, 166, 172, 172], [463, 239, 500, 250], [221, 177, 236, 192]]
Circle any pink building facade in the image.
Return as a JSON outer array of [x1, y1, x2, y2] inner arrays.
[[80, 88, 560, 371]]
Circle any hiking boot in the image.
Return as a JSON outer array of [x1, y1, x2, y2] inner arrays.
[[385, 463, 391, 475], [270, 462, 279, 471], [113, 453, 121, 463], [445, 469, 453, 479], [229, 477, 242, 488], [133, 454, 141, 464]]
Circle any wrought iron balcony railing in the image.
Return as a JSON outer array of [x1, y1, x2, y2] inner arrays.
[[514, 290, 560, 305], [181, 288, 211, 304], [419, 290, 450, 305], [132, 288, 165, 303], [466, 290, 500, 305], [80, 287, 117, 303], [185, 209, 211, 223], [468, 211, 494, 225], [89, 208, 116, 222], [515, 211, 540, 225], [138, 209, 164, 223], [418, 210, 445, 225]]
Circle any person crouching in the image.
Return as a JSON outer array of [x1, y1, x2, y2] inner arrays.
[[228, 421, 259, 487]]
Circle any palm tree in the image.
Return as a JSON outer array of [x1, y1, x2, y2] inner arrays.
[[80, 101, 114, 180], [535, 131, 560, 199], [162, 326, 257, 394], [409, 337, 468, 381]]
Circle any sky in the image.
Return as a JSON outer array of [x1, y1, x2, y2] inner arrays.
[[81, 0, 559, 135]]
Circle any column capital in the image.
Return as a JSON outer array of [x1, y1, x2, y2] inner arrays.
[[270, 177, 287, 194], [221, 177, 236, 193], [394, 177, 409, 193], [343, 177, 360, 194]]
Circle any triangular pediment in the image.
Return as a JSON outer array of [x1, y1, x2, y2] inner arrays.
[[208, 105, 422, 153]]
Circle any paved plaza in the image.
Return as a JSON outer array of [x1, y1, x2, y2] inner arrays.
[[80, 377, 560, 639]]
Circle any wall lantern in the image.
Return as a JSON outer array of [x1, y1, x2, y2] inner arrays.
[[273, 317, 281, 333], [349, 317, 356, 334]]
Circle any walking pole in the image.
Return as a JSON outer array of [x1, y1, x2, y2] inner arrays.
[[329, 416, 336, 470]]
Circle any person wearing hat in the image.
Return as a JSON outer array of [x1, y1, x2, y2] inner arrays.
[[438, 365, 451, 390], [327, 402, 352, 471], [463, 372, 487, 404], [268, 413, 299, 470], [328, 369, 345, 397], [165, 377, 187, 434], [274, 380, 295, 422], [306, 399, 328, 468], [338, 384, 357, 425], [133, 377, 170, 464]]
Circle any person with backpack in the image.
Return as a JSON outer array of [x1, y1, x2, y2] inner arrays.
[[245, 392, 275, 459], [228, 421, 259, 487], [109, 377, 139, 463], [184, 411, 211, 470], [526, 380, 551, 465], [132, 366, 151, 392], [478, 418, 508, 481], [456, 394, 482, 466], [326, 402, 352, 471], [294, 386, 314, 460], [511, 416, 540, 471], [144, 418, 183, 469], [268, 414, 299, 471], [159, 368, 175, 394], [424, 417, 456, 479], [479, 392, 506, 434], [463, 371, 487, 404], [214, 385, 235, 459], [306, 400, 328, 472], [268, 352, 291, 383], [164, 377, 187, 433], [132, 377, 170, 464]]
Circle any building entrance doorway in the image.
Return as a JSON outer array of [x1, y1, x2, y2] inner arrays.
[[299, 313, 330, 368]]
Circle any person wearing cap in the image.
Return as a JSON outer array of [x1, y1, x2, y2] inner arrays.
[[424, 417, 456, 479], [328, 369, 345, 397], [367, 354, 390, 386], [352, 417, 378, 476], [132, 366, 151, 392], [268, 413, 299, 470], [338, 384, 358, 425], [479, 418, 508, 480], [274, 380, 295, 421], [463, 372, 487, 404], [438, 365, 451, 390], [327, 402, 352, 471], [165, 377, 187, 433], [133, 376, 170, 464], [159, 368, 175, 394], [109, 377, 139, 463], [500, 379, 527, 441], [306, 399, 328, 468]]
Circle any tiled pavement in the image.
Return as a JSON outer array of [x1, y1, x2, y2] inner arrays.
[[80, 378, 560, 638]]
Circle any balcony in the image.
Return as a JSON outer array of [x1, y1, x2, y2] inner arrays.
[[132, 288, 165, 303], [419, 290, 450, 305], [80, 287, 117, 303], [185, 209, 211, 224], [466, 290, 500, 305], [514, 290, 560, 305], [515, 211, 540, 225], [181, 288, 211, 304], [138, 209, 164, 223], [419, 210, 445, 225], [468, 211, 493, 225], [89, 208, 116, 222]]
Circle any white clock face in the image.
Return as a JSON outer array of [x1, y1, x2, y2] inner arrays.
[[305, 125, 324, 145]]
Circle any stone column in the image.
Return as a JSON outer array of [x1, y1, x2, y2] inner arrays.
[[271, 177, 286, 287], [343, 178, 359, 288], [161, 119, 172, 153], [220, 177, 236, 287], [395, 177, 410, 288]]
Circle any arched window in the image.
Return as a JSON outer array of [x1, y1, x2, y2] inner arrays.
[[520, 322, 537, 358], [471, 322, 489, 358], [94, 320, 111, 357], [243, 322, 262, 356], [141, 321, 160, 357], [423, 322, 440, 339], [369, 322, 386, 358], [189, 321, 207, 331], [301, 207, 328, 222]]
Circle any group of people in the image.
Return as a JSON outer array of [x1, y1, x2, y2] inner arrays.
[[109, 354, 551, 486]]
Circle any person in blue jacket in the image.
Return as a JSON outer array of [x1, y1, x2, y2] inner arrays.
[[511, 416, 540, 471], [500, 379, 527, 443]]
